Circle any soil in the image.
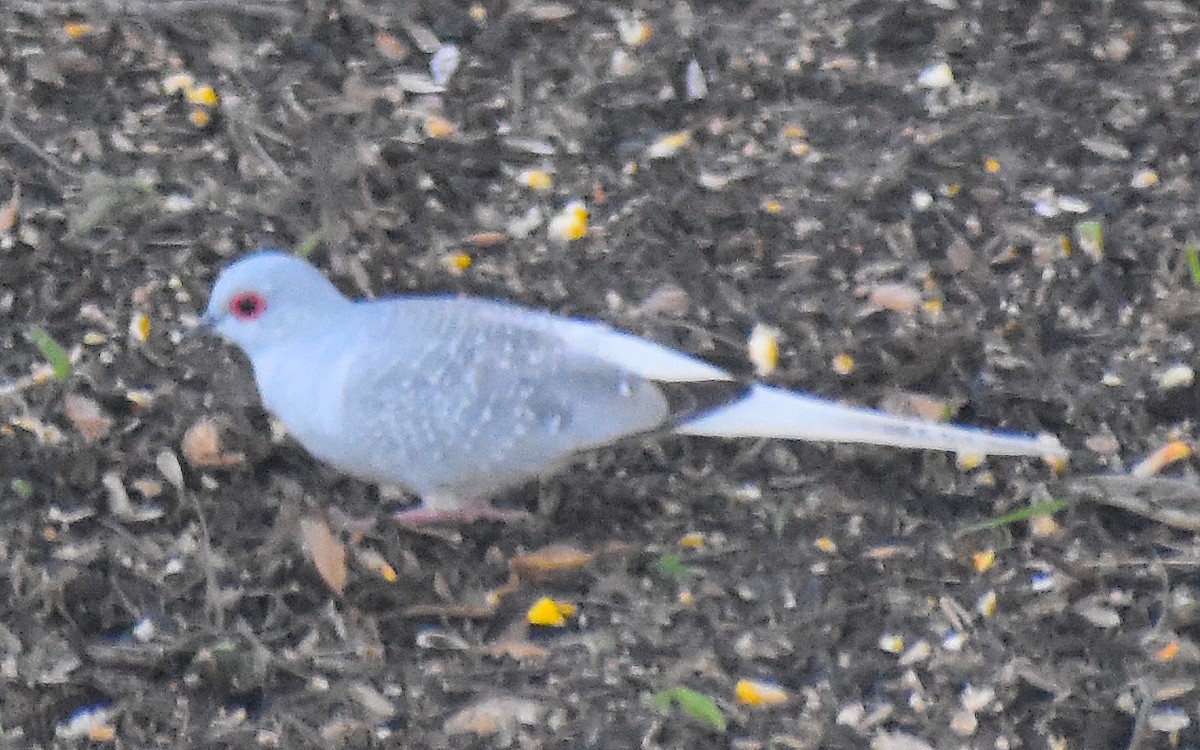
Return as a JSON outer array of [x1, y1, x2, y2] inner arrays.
[[3, 1, 1200, 748]]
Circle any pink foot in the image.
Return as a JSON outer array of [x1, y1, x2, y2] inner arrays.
[[391, 505, 532, 525]]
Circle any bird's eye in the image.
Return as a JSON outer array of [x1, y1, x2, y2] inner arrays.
[[229, 292, 267, 321]]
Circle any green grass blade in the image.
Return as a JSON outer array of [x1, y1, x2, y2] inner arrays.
[[295, 231, 324, 259], [26, 327, 72, 380], [652, 687, 726, 732], [1186, 245, 1200, 287], [958, 497, 1072, 535]]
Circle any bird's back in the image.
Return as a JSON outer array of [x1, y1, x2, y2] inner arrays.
[[326, 296, 671, 500]]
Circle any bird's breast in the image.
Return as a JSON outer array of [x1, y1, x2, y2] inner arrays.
[[252, 343, 353, 454]]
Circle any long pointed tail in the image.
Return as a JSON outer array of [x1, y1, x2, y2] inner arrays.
[[672, 384, 1067, 459]]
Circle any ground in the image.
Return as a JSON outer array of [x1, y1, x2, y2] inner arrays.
[[2, 0, 1200, 748]]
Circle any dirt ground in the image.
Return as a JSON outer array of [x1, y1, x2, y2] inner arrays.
[[4, 0, 1200, 747]]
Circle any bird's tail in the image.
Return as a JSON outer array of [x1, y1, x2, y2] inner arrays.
[[672, 384, 1067, 459]]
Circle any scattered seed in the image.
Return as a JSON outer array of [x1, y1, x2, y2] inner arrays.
[[616, 14, 653, 47], [1131, 441, 1192, 477], [917, 61, 954, 88], [976, 590, 998, 617], [1131, 168, 1159, 189], [645, 131, 691, 159], [516, 169, 553, 191], [355, 547, 398, 582], [424, 115, 455, 139], [128, 312, 151, 343], [548, 200, 588, 241], [948, 709, 977, 736], [1155, 363, 1194, 390], [685, 59, 707, 100], [1154, 640, 1181, 662], [971, 549, 996, 573], [526, 596, 576, 626], [747, 322, 780, 376], [430, 44, 460, 86], [1148, 707, 1190, 734], [735, 678, 788, 707], [832, 353, 855, 375], [878, 634, 904, 653]]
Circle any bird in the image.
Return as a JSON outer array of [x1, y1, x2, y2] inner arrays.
[[200, 249, 1067, 522]]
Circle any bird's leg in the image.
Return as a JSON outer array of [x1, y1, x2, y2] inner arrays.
[[390, 491, 532, 525]]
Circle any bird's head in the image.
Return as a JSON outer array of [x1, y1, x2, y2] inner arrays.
[[200, 250, 349, 358]]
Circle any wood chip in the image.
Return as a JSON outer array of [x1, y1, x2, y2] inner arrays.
[[181, 418, 246, 467], [63, 393, 113, 442], [299, 515, 347, 596]]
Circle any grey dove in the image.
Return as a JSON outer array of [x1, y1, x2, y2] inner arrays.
[[201, 250, 1067, 522]]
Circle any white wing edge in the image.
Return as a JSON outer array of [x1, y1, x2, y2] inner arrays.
[[551, 318, 734, 382]]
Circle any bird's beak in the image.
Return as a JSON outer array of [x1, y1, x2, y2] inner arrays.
[[189, 312, 217, 338]]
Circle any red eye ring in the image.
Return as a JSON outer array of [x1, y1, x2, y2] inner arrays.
[[229, 291, 267, 320]]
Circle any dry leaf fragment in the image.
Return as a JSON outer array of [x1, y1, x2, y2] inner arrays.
[[632, 284, 691, 316], [487, 640, 550, 661], [63, 394, 113, 442], [0, 183, 18, 235], [374, 30, 409, 60], [300, 515, 348, 596], [181, 418, 246, 467], [9, 416, 66, 445], [102, 471, 164, 522], [131, 478, 164, 498], [521, 3, 575, 21], [866, 283, 922, 313], [510, 544, 594, 579], [443, 697, 546, 739], [463, 231, 509, 246], [877, 391, 957, 422]]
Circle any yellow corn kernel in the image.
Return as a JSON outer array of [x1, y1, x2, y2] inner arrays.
[[424, 115, 455, 139], [735, 679, 788, 707], [971, 549, 996, 573], [527, 597, 576, 627], [129, 312, 150, 342], [549, 201, 588, 241]]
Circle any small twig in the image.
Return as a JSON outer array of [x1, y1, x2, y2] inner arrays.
[[0, 83, 83, 180], [108, 0, 299, 22], [187, 488, 224, 631], [1124, 680, 1153, 750]]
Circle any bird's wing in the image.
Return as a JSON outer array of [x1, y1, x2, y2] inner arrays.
[[545, 315, 733, 382], [334, 297, 676, 495]]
